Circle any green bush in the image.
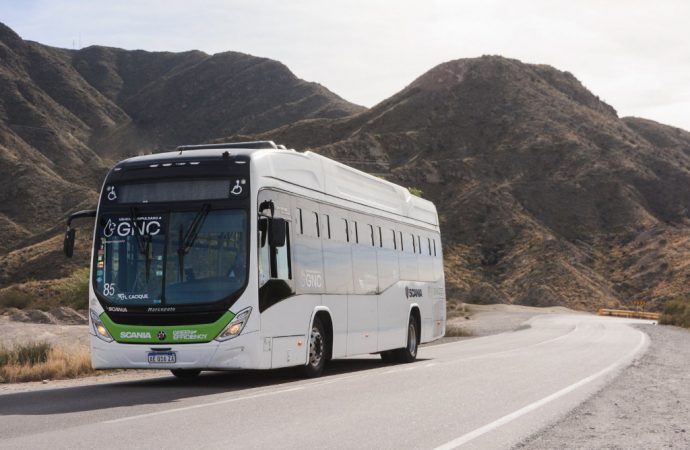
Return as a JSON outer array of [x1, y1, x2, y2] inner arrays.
[[0, 288, 32, 309], [408, 187, 424, 198], [660, 299, 690, 328], [57, 268, 89, 310]]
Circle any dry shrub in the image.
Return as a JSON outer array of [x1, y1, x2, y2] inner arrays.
[[55, 268, 90, 310], [0, 342, 95, 383], [660, 299, 690, 328], [0, 288, 32, 309], [0, 268, 89, 311], [444, 324, 473, 337], [446, 302, 469, 319]]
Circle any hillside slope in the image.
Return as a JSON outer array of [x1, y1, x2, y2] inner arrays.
[[249, 56, 690, 310], [0, 22, 364, 286]]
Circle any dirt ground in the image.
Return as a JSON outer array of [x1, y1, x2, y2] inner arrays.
[[0, 315, 89, 350], [409, 303, 580, 350], [517, 324, 690, 449]]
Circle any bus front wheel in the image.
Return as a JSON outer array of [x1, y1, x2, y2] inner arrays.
[[298, 316, 327, 378]]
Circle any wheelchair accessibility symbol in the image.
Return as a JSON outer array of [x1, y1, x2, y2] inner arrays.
[[106, 186, 117, 201], [231, 179, 246, 196]]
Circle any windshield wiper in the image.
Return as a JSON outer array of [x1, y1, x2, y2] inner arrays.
[[129, 207, 152, 281], [177, 203, 211, 281]]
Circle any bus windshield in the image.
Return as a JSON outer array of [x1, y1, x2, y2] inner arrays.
[[94, 209, 247, 306]]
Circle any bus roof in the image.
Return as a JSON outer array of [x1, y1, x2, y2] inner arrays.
[[116, 146, 438, 227]]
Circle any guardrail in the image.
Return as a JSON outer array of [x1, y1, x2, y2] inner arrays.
[[597, 309, 660, 320]]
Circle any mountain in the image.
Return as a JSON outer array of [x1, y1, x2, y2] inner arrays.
[[0, 22, 364, 287], [245, 56, 690, 311], [3, 19, 689, 313]]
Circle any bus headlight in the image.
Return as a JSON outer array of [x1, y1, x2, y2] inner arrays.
[[90, 309, 113, 342], [216, 307, 252, 341]]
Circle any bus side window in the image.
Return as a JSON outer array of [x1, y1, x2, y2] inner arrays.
[[378, 226, 383, 248], [354, 221, 359, 244], [325, 214, 331, 239], [296, 208, 303, 235], [433, 239, 437, 257], [399, 231, 404, 252], [258, 218, 270, 285], [392, 229, 397, 250], [411, 233, 416, 253], [273, 221, 291, 280], [314, 212, 320, 238], [344, 219, 349, 242], [417, 235, 422, 254], [428, 237, 432, 255], [369, 224, 375, 246]]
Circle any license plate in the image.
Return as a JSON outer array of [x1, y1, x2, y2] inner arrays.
[[148, 352, 176, 364]]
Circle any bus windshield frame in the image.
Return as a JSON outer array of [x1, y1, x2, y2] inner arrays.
[[92, 175, 251, 313]]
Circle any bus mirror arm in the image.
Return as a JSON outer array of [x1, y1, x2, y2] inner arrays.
[[63, 209, 97, 258]]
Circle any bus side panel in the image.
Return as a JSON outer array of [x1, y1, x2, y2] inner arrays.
[[347, 294, 378, 355], [321, 294, 348, 358], [377, 283, 408, 352], [260, 294, 317, 368]]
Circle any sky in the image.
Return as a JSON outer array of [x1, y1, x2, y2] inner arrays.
[[2, 0, 689, 130]]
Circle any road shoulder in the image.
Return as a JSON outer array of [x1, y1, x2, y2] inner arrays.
[[516, 324, 690, 449]]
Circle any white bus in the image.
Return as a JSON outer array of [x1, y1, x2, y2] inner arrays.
[[64, 141, 446, 378]]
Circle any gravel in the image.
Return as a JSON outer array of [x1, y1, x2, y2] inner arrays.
[[517, 324, 690, 449]]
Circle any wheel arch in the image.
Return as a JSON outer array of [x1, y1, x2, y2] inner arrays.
[[408, 303, 421, 344]]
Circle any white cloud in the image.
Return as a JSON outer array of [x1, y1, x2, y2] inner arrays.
[[2, 0, 688, 130]]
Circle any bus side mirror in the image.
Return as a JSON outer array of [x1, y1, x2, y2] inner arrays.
[[62, 209, 97, 258], [269, 218, 286, 247], [64, 228, 76, 258]]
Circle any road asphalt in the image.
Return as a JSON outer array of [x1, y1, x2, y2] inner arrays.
[[0, 314, 651, 449]]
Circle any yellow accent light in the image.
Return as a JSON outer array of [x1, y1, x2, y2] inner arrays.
[[228, 323, 243, 336]]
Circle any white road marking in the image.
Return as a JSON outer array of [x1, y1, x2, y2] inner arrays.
[[102, 319, 638, 429], [425, 321, 577, 353], [103, 386, 304, 424], [432, 330, 649, 450]]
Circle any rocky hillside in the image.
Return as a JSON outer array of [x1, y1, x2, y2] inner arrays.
[[0, 22, 363, 287], [3, 19, 689, 313], [249, 56, 690, 311]]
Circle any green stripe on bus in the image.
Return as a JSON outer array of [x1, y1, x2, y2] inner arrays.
[[100, 311, 235, 344]]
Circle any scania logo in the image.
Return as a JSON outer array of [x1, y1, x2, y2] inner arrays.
[[120, 331, 151, 339], [405, 287, 423, 298], [157, 331, 166, 341]]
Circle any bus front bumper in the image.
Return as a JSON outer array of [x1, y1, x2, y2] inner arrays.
[[90, 330, 262, 370]]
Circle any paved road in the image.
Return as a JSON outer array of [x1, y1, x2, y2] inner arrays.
[[0, 314, 651, 449]]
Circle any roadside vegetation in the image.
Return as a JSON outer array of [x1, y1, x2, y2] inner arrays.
[[0, 342, 94, 383], [660, 299, 690, 328], [408, 187, 424, 198], [444, 324, 473, 337], [0, 268, 89, 312], [444, 302, 473, 337]]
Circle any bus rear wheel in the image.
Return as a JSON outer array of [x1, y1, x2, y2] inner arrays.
[[171, 369, 201, 379], [393, 315, 419, 363], [298, 316, 327, 378], [379, 350, 396, 362]]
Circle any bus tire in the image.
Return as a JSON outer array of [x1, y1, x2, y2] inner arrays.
[[394, 315, 419, 363], [298, 316, 327, 378], [171, 369, 201, 379]]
